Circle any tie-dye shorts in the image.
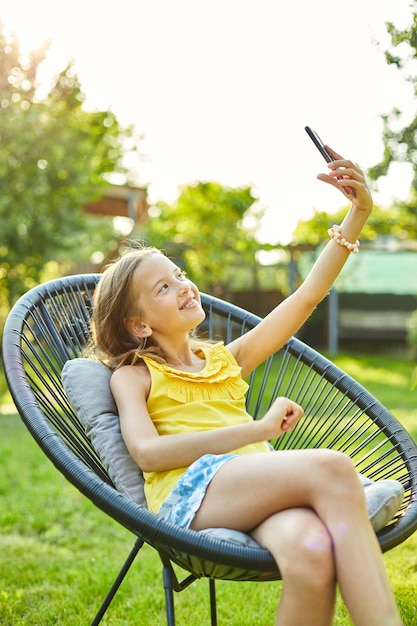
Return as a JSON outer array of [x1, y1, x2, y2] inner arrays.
[[157, 453, 238, 528]]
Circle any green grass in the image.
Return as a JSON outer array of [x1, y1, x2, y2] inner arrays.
[[1, 352, 417, 625], [330, 352, 417, 442]]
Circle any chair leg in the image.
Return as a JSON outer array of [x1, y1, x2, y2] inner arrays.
[[209, 579, 217, 626], [90, 536, 144, 626], [163, 565, 177, 626], [161, 559, 216, 625]]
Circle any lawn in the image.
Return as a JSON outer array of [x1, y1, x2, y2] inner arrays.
[[0, 352, 416, 625]]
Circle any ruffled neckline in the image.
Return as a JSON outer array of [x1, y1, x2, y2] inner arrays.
[[141, 342, 248, 403], [141, 341, 241, 383]]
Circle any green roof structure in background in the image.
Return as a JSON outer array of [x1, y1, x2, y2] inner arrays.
[[299, 249, 417, 295]]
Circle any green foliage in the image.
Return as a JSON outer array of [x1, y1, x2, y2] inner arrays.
[[0, 23, 138, 314], [291, 206, 349, 246], [366, 3, 417, 236], [140, 180, 267, 297], [291, 203, 402, 245]]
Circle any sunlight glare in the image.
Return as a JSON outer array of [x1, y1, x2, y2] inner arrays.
[[2, 11, 51, 55]]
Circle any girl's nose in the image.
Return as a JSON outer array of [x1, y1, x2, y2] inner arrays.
[[179, 282, 191, 294], [180, 278, 195, 297]]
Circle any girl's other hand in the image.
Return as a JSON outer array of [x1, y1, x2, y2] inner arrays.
[[260, 397, 304, 439]]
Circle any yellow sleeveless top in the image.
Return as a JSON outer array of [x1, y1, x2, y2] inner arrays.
[[141, 342, 270, 513]]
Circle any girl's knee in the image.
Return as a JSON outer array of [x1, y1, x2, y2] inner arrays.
[[315, 450, 359, 492], [310, 450, 368, 522], [262, 512, 335, 586], [285, 524, 335, 585], [316, 449, 355, 474]]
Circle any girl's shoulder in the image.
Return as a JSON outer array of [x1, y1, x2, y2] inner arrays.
[[111, 360, 151, 398]]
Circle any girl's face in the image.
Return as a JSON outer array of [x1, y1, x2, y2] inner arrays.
[[128, 254, 205, 337]]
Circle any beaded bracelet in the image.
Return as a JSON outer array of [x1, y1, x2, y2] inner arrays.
[[327, 224, 360, 254]]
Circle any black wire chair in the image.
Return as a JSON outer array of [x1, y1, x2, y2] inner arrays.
[[2, 273, 417, 626]]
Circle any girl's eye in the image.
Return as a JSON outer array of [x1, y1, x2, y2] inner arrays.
[[157, 271, 187, 293]]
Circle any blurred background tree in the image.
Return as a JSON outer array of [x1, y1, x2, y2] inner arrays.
[[366, 0, 417, 238], [291, 204, 405, 245], [0, 22, 139, 320], [138, 180, 269, 299]]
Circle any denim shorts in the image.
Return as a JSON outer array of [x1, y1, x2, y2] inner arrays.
[[157, 453, 238, 528]]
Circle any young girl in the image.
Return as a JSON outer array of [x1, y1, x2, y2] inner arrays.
[[91, 148, 403, 626]]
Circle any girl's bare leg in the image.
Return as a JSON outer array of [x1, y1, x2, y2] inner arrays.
[[251, 508, 336, 626], [190, 449, 402, 626]]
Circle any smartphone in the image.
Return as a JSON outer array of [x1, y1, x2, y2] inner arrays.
[[305, 126, 333, 163], [305, 125, 355, 195]]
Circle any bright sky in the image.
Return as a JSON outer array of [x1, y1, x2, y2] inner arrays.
[[1, 0, 415, 243]]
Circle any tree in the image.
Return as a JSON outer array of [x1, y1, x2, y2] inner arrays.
[[367, 2, 417, 237], [0, 23, 139, 317], [291, 203, 407, 246], [138, 181, 266, 298]]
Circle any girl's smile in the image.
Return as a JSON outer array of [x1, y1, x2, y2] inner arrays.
[[180, 296, 199, 310]]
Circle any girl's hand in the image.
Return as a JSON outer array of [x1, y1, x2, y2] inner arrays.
[[260, 397, 304, 439], [317, 146, 373, 214]]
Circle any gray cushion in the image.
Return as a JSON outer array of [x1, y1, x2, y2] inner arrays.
[[62, 358, 147, 506], [61, 358, 404, 540], [362, 479, 404, 533], [200, 527, 261, 548]]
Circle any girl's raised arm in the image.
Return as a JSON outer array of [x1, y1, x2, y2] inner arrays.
[[228, 150, 373, 378]]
